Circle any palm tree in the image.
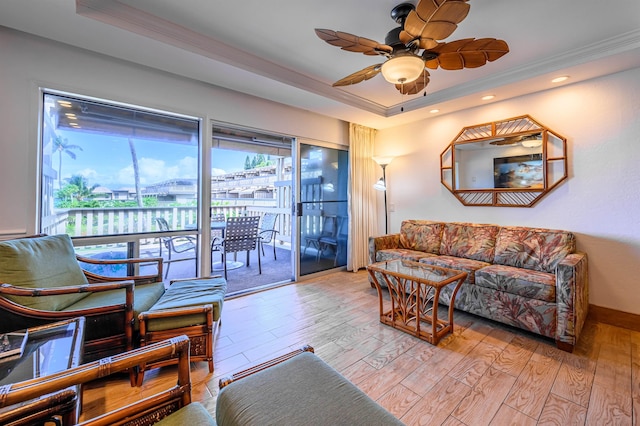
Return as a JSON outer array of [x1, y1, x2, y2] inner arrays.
[[54, 135, 83, 189], [128, 138, 143, 208], [66, 175, 98, 202]]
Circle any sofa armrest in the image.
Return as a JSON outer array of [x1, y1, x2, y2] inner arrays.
[[77, 254, 163, 284], [368, 233, 400, 263], [555, 252, 589, 350]]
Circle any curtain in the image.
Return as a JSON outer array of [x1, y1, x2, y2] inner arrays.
[[347, 123, 379, 271]]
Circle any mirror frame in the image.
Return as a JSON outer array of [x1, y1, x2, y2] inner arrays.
[[440, 115, 567, 207]]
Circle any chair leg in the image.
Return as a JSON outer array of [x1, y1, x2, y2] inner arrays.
[[165, 250, 171, 279], [257, 246, 262, 274], [272, 241, 277, 260], [223, 252, 228, 280]]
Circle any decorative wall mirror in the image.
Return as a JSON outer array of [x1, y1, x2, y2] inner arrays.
[[440, 115, 567, 207]]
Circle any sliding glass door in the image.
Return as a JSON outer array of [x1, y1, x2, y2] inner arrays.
[[296, 143, 349, 276]]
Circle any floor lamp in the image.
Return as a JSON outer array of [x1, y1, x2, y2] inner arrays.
[[373, 156, 393, 234]]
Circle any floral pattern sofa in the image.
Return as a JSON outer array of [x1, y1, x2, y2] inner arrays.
[[368, 220, 588, 352]]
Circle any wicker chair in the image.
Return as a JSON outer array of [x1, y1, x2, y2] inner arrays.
[[0, 234, 164, 364], [0, 335, 215, 425]]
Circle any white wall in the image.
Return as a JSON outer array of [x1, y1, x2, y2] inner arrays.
[[0, 26, 348, 236], [376, 67, 640, 315]]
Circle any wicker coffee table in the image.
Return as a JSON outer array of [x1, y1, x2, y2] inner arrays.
[[367, 260, 467, 345]]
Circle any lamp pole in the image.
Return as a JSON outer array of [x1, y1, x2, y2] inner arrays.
[[381, 164, 388, 234], [373, 156, 393, 235]]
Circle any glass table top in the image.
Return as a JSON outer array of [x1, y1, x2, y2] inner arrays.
[[0, 318, 85, 385]]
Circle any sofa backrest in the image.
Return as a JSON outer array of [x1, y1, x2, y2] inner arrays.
[[493, 226, 576, 273], [439, 222, 500, 263], [399, 220, 444, 254], [0, 234, 90, 311]]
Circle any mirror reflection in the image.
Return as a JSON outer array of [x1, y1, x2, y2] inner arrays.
[[441, 115, 567, 207]]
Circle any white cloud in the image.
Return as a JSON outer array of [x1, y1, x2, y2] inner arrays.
[[117, 156, 198, 185], [63, 168, 98, 181], [212, 168, 226, 176]]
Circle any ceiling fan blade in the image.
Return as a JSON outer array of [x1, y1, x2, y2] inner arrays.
[[315, 29, 393, 56], [332, 64, 383, 87], [395, 69, 431, 95], [403, 0, 470, 44], [424, 38, 509, 70]]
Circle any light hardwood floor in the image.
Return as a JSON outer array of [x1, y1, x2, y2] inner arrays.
[[82, 270, 639, 425]]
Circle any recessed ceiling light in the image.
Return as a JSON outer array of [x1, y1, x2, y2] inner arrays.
[[481, 95, 495, 101], [429, 109, 440, 113], [57, 101, 72, 107], [551, 76, 569, 83]]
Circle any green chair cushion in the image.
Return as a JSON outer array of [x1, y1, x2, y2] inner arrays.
[[146, 277, 227, 332], [64, 281, 166, 330], [0, 234, 89, 311], [155, 402, 216, 425], [216, 352, 403, 426]]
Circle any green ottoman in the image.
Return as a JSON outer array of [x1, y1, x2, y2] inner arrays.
[[138, 276, 227, 386], [216, 349, 404, 426]]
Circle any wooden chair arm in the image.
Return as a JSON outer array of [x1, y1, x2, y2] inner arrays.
[[0, 336, 192, 425], [77, 255, 163, 284], [139, 304, 212, 321], [218, 344, 314, 389], [0, 388, 77, 426], [0, 281, 134, 297]]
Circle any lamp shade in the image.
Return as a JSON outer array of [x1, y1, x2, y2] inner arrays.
[[381, 54, 424, 84], [373, 178, 386, 191], [372, 156, 393, 166]]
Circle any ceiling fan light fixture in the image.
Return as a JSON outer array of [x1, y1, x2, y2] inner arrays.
[[381, 53, 424, 84], [521, 135, 543, 148]]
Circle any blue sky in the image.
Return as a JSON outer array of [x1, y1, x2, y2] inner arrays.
[[56, 129, 252, 189]]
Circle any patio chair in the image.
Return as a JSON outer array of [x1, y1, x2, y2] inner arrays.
[[318, 215, 348, 266], [212, 216, 261, 279], [258, 212, 280, 259], [155, 217, 197, 278], [303, 214, 338, 259], [211, 211, 226, 240]]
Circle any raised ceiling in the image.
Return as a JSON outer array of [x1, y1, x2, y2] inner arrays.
[[1, 0, 639, 129]]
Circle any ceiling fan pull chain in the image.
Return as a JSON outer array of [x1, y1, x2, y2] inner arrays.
[[423, 69, 427, 96], [400, 81, 405, 112]]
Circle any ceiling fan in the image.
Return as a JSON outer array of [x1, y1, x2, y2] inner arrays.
[[315, 0, 509, 95], [489, 133, 543, 147]]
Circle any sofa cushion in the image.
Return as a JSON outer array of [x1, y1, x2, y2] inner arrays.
[[419, 255, 490, 284], [375, 248, 438, 263], [0, 234, 90, 311], [399, 220, 444, 254], [475, 264, 556, 302], [494, 226, 576, 273], [439, 223, 500, 263]]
